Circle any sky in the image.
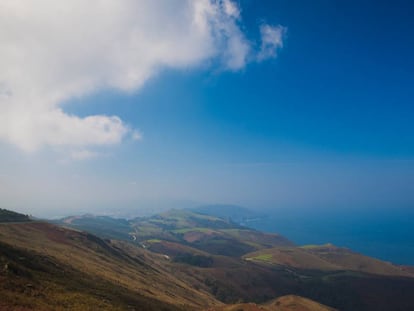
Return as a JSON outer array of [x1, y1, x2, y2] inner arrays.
[[0, 0, 413, 218]]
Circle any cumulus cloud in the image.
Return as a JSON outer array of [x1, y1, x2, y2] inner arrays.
[[0, 0, 285, 153]]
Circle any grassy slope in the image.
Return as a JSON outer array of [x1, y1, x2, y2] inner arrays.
[[0, 240, 183, 311], [303, 244, 412, 276], [130, 210, 293, 257], [4, 209, 414, 311], [128, 211, 414, 310], [243, 244, 413, 277], [244, 247, 340, 271], [0, 222, 220, 310], [58, 209, 293, 258]]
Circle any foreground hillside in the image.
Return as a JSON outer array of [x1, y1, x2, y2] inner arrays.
[[0, 218, 336, 311], [56, 208, 414, 311], [2, 208, 414, 310], [0, 221, 218, 310]]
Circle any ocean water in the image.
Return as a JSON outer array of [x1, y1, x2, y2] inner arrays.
[[246, 207, 414, 265]]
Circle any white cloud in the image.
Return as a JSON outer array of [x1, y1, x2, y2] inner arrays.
[[0, 0, 285, 152], [257, 24, 287, 61], [223, 0, 240, 19]]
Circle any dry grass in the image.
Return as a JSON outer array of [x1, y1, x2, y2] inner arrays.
[[243, 245, 414, 277], [1, 217, 414, 311], [0, 222, 219, 310]]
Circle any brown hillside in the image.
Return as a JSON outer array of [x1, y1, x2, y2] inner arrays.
[[243, 245, 413, 277], [205, 295, 337, 311], [243, 247, 341, 271], [2, 214, 414, 311], [266, 295, 338, 311], [302, 244, 412, 277], [0, 222, 220, 310]]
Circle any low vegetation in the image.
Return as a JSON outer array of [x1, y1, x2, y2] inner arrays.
[[243, 245, 413, 277], [0, 222, 219, 310], [1, 208, 414, 311]]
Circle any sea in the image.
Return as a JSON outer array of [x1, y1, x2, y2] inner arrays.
[[245, 207, 414, 266]]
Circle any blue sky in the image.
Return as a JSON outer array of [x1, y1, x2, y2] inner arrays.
[[0, 0, 413, 217]]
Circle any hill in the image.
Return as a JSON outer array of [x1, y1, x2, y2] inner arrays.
[[58, 214, 131, 240], [0, 208, 31, 223], [0, 219, 340, 311], [57, 209, 295, 258], [265, 295, 338, 311], [129, 209, 293, 257], [125, 209, 414, 310], [206, 295, 337, 311], [243, 244, 412, 277], [0, 221, 219, 310], [7, 208, 414, 311]]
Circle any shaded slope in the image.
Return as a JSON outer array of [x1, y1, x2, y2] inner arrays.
[[57, 215, 131, 240], [0, 208, 31, 223]]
